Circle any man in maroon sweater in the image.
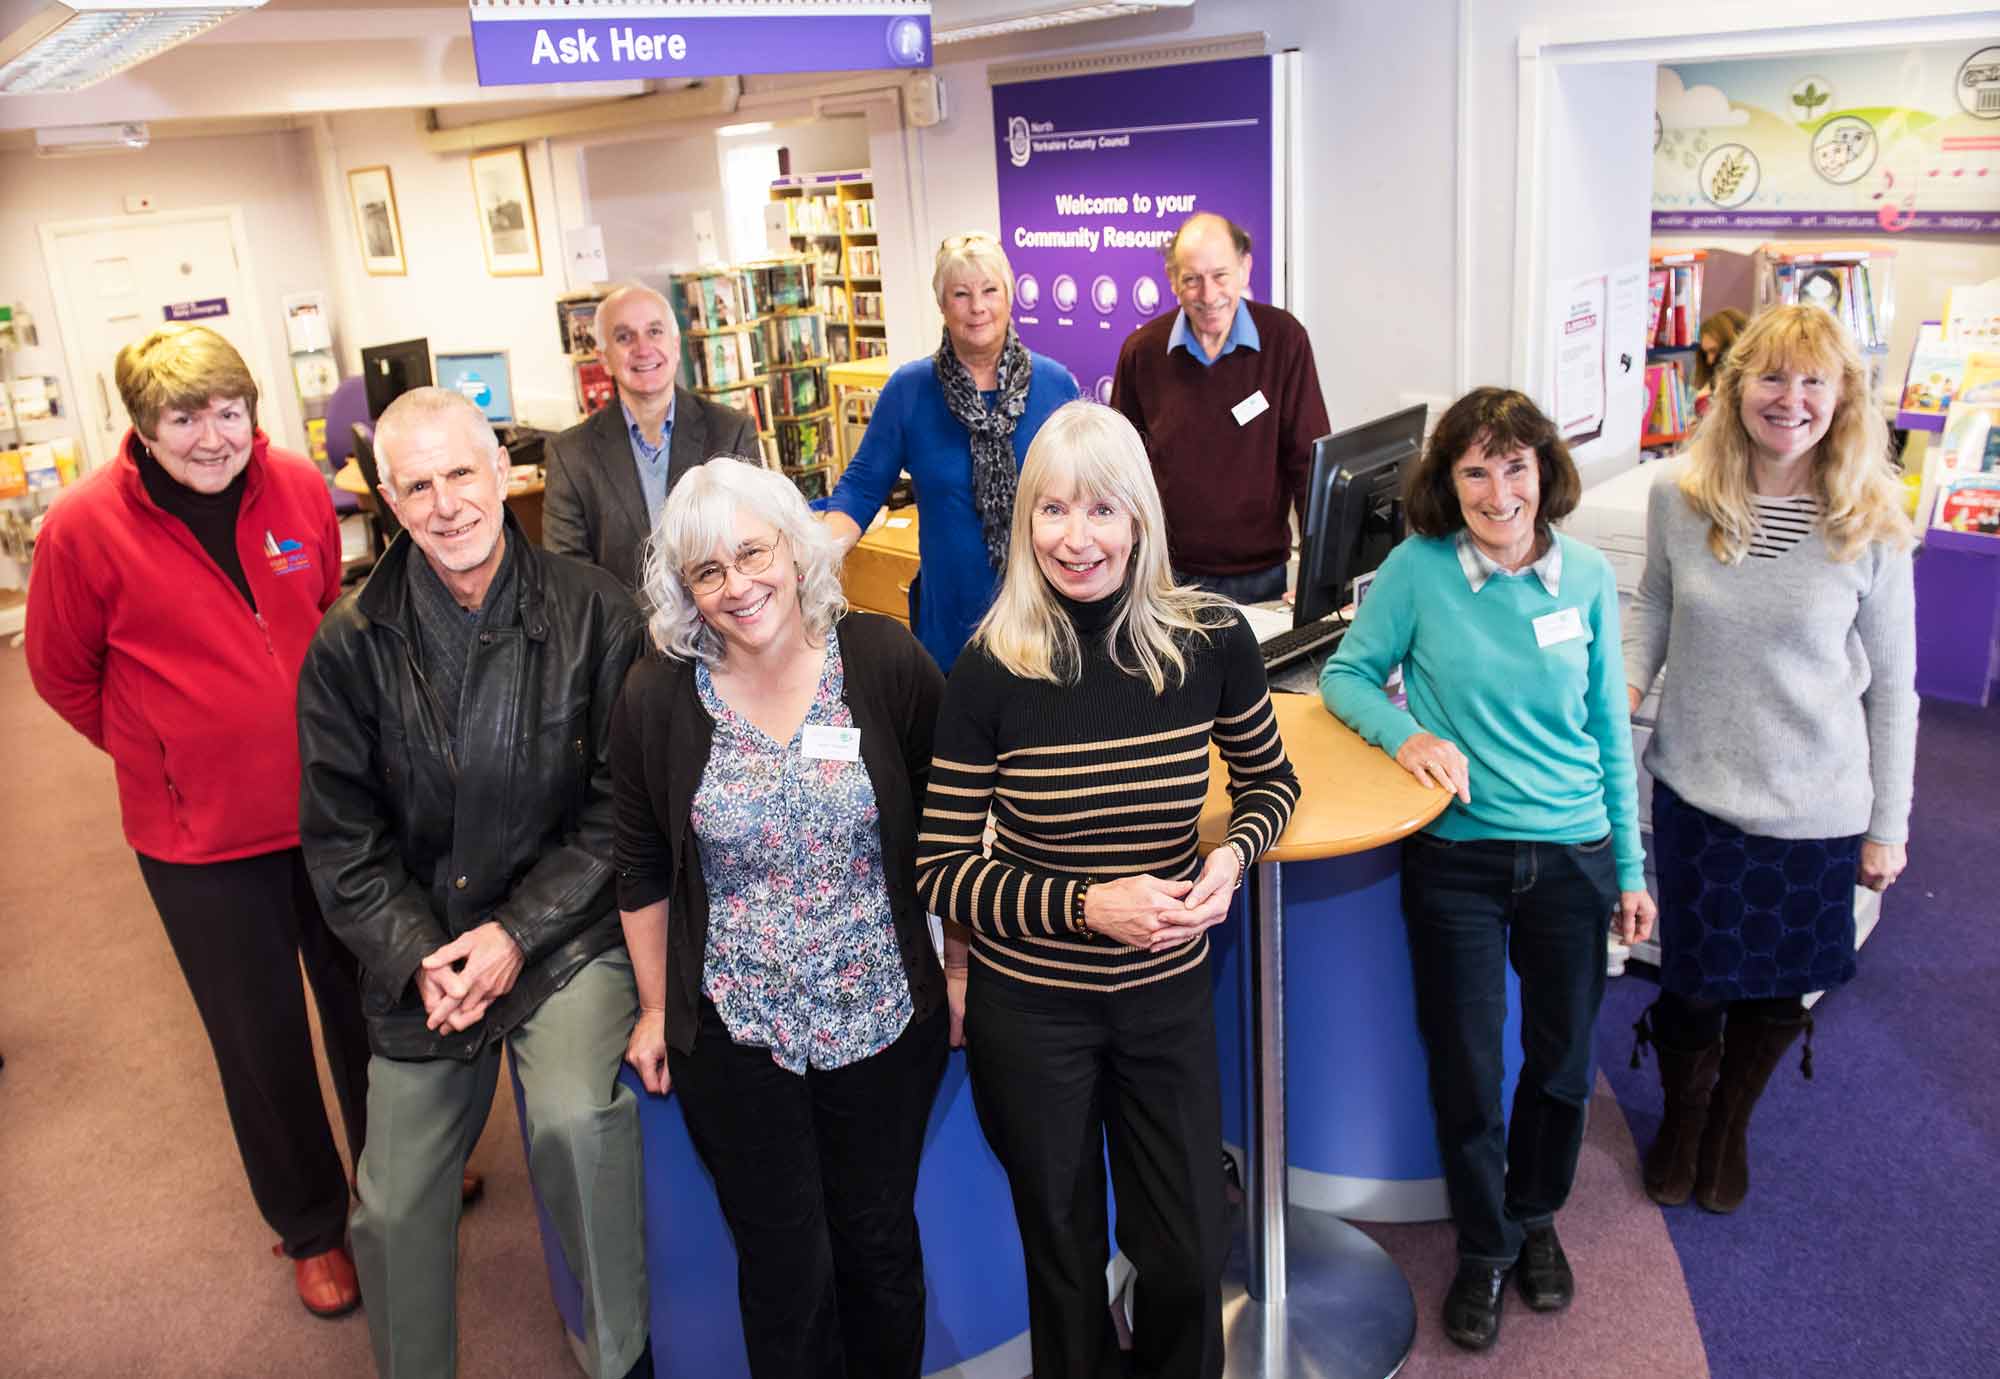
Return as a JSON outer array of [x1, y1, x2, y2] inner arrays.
[[1111, 213, 1330, 602]]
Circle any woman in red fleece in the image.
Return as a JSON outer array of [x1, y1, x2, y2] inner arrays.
[[27, 325, 374, 1318]]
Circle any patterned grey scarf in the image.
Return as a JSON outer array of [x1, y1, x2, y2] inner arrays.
[[934, 324, 1033, 572]]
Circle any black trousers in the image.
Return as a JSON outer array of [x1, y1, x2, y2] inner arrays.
[[671, 999, 948, 1379], [1400, 833, 1617, 1267], [135, 846, 370, 1258], [965, 961, 1227, 1379]]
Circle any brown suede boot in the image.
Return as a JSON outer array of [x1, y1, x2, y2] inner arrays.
[[1693, 1010, 1812, 1213], [1637, 1013, 1723, 1207]]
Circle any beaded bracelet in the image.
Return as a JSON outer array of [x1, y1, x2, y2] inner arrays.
[[1071, 878, 1094, 937]]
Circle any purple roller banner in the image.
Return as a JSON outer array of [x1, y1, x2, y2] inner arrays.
[[468, 5, 931, 87], [993, 56, 1274, 405]]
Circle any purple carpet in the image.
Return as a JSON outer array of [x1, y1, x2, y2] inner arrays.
[[1599, 695, 2000, 1379]]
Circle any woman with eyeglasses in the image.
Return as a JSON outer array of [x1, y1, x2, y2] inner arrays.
[[821, 230, 1081, 673], [611, 457, 950, 1379]]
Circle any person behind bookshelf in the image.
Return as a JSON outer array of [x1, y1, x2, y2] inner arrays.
[[820, 231, 1080, 672], [1624, 304, 1916, 1219], [543, 283, 761, 592], [1692, 308, 1746, 419]]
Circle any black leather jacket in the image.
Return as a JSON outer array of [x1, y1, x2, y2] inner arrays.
[[297, 517, 646, 1061]]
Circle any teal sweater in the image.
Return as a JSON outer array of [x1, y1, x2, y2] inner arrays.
[[1320, 533, 1645, 891]]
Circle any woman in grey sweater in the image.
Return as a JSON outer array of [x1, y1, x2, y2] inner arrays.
[[1622, 304, 1917, 1216]]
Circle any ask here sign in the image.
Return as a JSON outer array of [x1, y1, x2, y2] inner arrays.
[[466, 1, 933, 87]]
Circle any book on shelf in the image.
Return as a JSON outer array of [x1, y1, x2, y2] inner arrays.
[[745, 260, 815, 314], [1899, 323, 1969, 430], [559, 297, 605, 359], [829, 333, 853, 363], [783, 463, 835, 503], [770, 365, 826, 417], [575, 359, 616, 414], [844, 198, 876, 233], [761, 313, 826, 369], [695, 333, 761, 389], [705, 383, 769, 434], [784, 192, 840, 236], [1761, 250, 1891, 354], [679, 272, 749, 332], [816, 283, 850, 322], [1646, 256, 1702, 349], [1642, 358, 1692, 441], [854, 336, 889, 359], [775, 416, 834, 471], [845, 244, 882, 278], [851, 291, 884, 324], [808, 243, 842, 277]]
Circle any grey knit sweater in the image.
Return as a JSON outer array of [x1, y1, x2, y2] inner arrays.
[[1622, 463, 1917, 845]]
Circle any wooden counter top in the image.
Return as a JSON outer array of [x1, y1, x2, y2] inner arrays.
[[1198, 691, 1448, 862]]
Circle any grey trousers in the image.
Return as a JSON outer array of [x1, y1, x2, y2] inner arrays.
[[351, 948, 647, 1379]]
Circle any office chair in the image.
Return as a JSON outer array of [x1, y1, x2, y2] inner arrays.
[[351, 423, 403, 556]]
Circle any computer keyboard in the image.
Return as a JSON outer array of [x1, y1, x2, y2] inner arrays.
[[1258, 614, 1346, 672]]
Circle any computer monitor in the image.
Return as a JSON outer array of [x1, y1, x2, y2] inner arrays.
[[1294, 404, 1427, 627], [360, 338, 432, 421], [433, 350, 515, 427]]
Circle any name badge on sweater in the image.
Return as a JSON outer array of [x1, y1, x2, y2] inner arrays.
[[1533, 607, 1584, 648], [801, 725, 861, 761], [1231, 390, 1270, 426]]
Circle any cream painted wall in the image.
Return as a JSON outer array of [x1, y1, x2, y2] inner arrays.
[[0, 129, 333, 456], [316, 109, 580, 431]]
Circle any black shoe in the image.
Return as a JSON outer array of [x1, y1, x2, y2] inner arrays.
[[1442, 1261, 1507, 1351], [1516, 1226, 1574, 1311], [619, 1337, 653, 1379]]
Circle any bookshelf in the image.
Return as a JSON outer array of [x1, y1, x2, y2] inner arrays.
[[672, 257, 837, 501], [1641, 246, 1756, 451], [828, 355, 893, 475], [771, 169, 890, 366], [555, 291, 612, 414], [1755, 242, 1897, 393]]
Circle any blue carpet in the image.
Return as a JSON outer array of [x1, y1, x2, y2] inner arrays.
[[1599, 695, 2000, 1379]]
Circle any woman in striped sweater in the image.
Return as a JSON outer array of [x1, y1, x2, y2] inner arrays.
[[916, 400, 1299, 1379]]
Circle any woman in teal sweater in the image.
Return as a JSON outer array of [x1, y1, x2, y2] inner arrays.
[[1321, 388, 1654, 1355]]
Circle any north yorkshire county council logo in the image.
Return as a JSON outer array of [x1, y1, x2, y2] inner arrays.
[[1007, 116, 1031, 168]]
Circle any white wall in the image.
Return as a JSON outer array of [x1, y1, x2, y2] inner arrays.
[[1, 129, 334, 455], [315, 110, 580, 430], [580, 132, 733, 284]]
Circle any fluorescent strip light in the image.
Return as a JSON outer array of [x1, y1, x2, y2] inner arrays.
[[34, 119, 150, 155], [933, 0, 1189, 46], [0, 0, 267, 94]]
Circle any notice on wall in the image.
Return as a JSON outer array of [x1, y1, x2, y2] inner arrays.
[[564, 224, 609, 291], [992, 56, 1275, 404], [1554, 274, 1607, 443], [1653, 44, 2000, 235]]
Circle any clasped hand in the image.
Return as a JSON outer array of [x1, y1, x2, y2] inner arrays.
[[1087, 845, 1241, 952], [416, 920, 525, 1034]]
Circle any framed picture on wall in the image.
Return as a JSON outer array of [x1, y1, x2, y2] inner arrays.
[[469, 144, 542, 277], [346, 166, 406, 276]]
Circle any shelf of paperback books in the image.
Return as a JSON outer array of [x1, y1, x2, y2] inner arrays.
[[674, 258, 836, 500], [1756, 243, 1896, 392], [772, 170, 891, 366]]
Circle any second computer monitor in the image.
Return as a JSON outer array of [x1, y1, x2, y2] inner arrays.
[[360, 338, 432, 421], [1294, 404, 1427, 627], [434, 350, 515, 428]]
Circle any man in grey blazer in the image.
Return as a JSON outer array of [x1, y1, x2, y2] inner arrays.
[[543, 282, 760, 591]]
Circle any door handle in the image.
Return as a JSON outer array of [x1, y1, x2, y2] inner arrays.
[[98, 373, 113, 429]]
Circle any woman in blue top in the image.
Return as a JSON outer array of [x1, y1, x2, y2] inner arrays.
[[1321, 388, 1655, 1355], [822, 231, 1080, 671]]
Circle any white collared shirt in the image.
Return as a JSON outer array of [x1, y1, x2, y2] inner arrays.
[[1455, 528, 1562, 597]]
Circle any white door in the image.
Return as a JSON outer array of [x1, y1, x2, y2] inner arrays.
[[40, 208, 283, 472]]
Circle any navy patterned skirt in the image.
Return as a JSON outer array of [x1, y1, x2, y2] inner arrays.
[[1651, 780, 1861, 1001]]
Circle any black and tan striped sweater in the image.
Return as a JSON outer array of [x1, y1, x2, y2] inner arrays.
[[916, 597, 1300, 992]]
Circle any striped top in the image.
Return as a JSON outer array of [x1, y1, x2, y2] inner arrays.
[[916, 599, 1300, 993], [1749, 493, 1819, 559]]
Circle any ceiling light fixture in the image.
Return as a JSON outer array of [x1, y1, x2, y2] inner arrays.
[[33, 119, 150, 155], [0, 0, 268, 95], [932, 0, 1191, 47]]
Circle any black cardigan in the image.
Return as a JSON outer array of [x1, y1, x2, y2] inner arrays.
[[611, 610, 947, 1055]]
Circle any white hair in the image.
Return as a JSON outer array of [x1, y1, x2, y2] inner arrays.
[[372, 386, 503, 498], [640, 457, 847, 663], [932, 231, 1016, 311]]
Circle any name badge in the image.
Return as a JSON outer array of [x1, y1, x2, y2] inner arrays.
[[801, 725, 860, 761], [1231, 390, 1270, 426], [1533, 607, 1584, 648]]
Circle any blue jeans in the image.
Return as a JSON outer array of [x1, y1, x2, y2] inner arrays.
[[1400, 832, 1617, 1266], [1173, 562, 1287, 604]]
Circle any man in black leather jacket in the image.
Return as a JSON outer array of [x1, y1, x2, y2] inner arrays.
[[298, 387, 649, 1379]]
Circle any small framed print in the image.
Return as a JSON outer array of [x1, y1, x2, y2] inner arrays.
[[347, 165, 406, 276], [469, 144, 542, 278]]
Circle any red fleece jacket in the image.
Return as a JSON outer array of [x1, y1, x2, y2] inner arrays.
[[27, 430, 342, 864]]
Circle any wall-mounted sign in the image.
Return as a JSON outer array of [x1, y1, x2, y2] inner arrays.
[[992, 55, 1275, 405], [164, 297, 228, 321], [1653, 43, 2000, 235], [466, 0, 931, 88]]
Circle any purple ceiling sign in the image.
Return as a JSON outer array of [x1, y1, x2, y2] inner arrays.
[[467, 2, 932, 87]]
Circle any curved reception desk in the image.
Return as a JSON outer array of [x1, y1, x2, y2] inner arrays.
[[523, 692, 1495, 1378]]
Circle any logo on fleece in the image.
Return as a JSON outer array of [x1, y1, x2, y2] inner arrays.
[[264, 529, 313, 576]]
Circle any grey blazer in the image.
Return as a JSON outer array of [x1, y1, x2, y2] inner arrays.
[[541, 385, 760, 592]]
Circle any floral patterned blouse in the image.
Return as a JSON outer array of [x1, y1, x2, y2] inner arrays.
[[691, 627, 914, 1074]]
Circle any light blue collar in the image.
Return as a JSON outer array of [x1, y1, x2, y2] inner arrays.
[[1167, 300, 1259, 366], [621, 395, 675, 458]]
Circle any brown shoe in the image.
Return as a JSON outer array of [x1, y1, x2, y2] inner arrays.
[[288, 1244, 361, 1319], [461, 1169, 485, 1205]]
